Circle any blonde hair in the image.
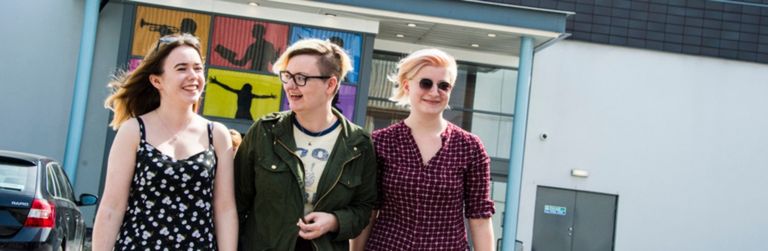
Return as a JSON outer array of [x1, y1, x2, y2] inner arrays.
[[272, 38, 352, 93], [104, 33, 203, 130], [389, 48, 457, 106], [229, 129, 242, 149]]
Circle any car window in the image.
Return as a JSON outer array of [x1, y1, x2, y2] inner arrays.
[[0, 163, 35, 195], [46, 163, 61, 197], [51, 162, 75, 201]]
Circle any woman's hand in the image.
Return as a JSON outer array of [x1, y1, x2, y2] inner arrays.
[[297, 212, 339, 240]]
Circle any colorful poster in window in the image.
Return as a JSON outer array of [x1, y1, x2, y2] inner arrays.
[[128, 58, 142, 72], [132, 6, 211, 57], [209, 16, 289, 73], [203, 68, 282, 121], [281, 84, 357, 120], [290, 26, 362, 84]]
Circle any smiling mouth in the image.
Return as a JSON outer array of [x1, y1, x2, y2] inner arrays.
[[289, 93, 303, 99], [182, 84, 199, 92]]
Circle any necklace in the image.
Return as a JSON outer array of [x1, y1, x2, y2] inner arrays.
[[157, 113, 193, 143]]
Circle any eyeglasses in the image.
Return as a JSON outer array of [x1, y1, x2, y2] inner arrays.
[[418, 78, 452, 92], [279, 71, 331, 86]]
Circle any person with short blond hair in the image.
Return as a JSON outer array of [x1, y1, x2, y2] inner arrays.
[[352, 48, 496, 251], [234, 38, 376, 251]]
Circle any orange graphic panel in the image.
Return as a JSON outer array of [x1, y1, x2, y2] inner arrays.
[[132, 6, 211, 57]]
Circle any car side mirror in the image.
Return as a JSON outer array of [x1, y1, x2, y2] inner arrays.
[[78, 193, 99, 206]]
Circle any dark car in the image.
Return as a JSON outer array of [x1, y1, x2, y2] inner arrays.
[[0, 150, 98, 251]]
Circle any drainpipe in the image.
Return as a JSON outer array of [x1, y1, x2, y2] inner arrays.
[[63, 0, 100, 185], [501, 36, 534, 251]]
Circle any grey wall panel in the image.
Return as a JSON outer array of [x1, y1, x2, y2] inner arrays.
[[0, 0, 84, 159]]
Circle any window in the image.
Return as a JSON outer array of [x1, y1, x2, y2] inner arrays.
[[51, 163, 75, 201], [0, 162, 35, 194], [45, 163, 60, 198]]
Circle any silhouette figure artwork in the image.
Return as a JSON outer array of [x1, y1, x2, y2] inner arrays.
[[214, 24, 278, 72], [209, 76, 277, 121], [140, 18, 198, 36]]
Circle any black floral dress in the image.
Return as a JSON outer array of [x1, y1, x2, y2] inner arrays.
[[114, 117, 218, 250]]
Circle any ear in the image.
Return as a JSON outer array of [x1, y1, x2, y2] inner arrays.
[[149, 74, 163, 90], [402, 79, 410, 92], [326, 76, 339, 96]]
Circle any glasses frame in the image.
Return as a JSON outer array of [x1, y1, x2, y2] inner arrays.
[[152, 34, 200, 54], [417, 78, 453, 92], [279, 70, 332, 87]]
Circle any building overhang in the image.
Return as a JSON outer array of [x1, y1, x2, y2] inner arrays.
[[129, 0, 571, 57]]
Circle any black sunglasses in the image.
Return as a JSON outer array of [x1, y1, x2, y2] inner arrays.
[[418, 78, 452, 92]]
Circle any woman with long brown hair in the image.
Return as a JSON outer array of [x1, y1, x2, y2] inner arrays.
[[92, 33, 237, 251]]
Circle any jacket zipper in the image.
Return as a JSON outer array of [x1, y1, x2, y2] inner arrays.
[[275, 139, 310, 246], [279, 137, 363, 250], [310, 152, 361, 251]]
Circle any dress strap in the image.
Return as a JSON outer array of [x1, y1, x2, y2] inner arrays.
[[136, 117, 147, 142], [207, 122, 214, 148]]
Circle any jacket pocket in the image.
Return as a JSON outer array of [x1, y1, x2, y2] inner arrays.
[[254, 160, 296, 201], [338, 172, 361, 188]]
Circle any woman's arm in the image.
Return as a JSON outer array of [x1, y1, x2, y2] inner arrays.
[[469, 217, 495, 251], [91, 119, 140, 251], [464, 134, 496, 251], [349, 210, 377, 251], [212, 123, 238, 251]]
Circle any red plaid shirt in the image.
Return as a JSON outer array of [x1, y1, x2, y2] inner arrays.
[[366, 121, 495, 251]]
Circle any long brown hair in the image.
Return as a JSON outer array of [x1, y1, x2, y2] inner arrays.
[[104, 33, 203, 130]]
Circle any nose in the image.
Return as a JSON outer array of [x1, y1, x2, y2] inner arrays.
[[427, 83, 440, 95]]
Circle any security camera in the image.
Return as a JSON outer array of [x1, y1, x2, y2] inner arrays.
[[539, 133, 548, 141]]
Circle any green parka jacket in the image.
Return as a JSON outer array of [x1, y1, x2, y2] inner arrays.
[[234, 110, 377, 251]]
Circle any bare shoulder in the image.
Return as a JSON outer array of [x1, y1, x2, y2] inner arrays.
[[210, 121, 231, 136], [208, 121, 233, 146], [114, 117, 141, 145]]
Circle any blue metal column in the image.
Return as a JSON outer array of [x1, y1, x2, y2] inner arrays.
[[501, 36, 534, 251], [63, 0, 100, 185]]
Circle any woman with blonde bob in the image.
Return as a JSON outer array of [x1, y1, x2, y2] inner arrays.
[[92, 33, 237, 251], [352, 48, 496, 251]]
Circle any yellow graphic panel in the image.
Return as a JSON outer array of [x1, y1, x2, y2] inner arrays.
[[203, 68, 282, 121], [132, 6, 211, 57]]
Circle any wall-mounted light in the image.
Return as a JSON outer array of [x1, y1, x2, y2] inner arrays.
[[571, 169, 589, 178], [471, 43, 479, 47], [396, 34, 405, 38], [248, 2, 259, 6], [487, 33, 497, 37], [407, 23, 417, 27]]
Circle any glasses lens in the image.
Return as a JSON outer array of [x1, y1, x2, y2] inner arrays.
[[294, 74, 308, 86], [419, 79, 433, 90], [437, 81, 452, 91], [279, 71, 291, 84]]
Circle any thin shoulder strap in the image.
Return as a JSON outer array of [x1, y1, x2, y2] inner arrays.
[[207, 122, 214, 148], [136, 117, 147, 142]]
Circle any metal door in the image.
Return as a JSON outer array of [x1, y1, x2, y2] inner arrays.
[[531, 187, 617, 251]]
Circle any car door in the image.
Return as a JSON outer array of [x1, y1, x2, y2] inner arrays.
[[52, 163, 83, 251], [46, 162, 80, 251]]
